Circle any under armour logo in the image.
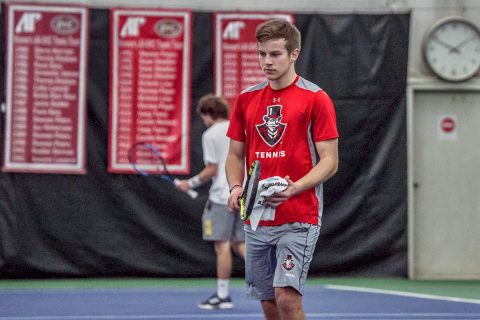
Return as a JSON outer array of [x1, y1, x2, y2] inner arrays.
[[273, 98, 281, 103]]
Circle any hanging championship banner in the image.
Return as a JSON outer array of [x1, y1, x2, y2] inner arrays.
[[2, 4, 89, 174], [214, 12, 294, 107], [109, 8, 192, 174]]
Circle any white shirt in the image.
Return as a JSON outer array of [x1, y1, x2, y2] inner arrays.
[[202, 120, 230, 205]]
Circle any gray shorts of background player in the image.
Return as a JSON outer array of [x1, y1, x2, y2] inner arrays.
[[202, 201, 245, 242]]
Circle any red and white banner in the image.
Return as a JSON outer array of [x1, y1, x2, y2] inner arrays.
[[214, 12, 294, 107], [109, 8, 192, 174], [2, 4, 89, 174]]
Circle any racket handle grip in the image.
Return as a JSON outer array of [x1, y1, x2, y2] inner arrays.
[[173, 179, 199, 199]]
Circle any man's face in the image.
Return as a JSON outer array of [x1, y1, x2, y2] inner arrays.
[[258, 38, 298, 82]]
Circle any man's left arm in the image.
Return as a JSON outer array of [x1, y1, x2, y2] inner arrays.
[[265, 138, 338, 206], [176, 163, 217, 192]]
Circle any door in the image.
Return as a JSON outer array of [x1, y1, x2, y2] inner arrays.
[[410, 89, 480, 279]]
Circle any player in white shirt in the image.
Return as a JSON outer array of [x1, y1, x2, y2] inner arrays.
[[176, 94, 245, 310]]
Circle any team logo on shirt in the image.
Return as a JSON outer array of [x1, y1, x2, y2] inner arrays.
[[256, 105, 287, 147], [282, 255, 295, 271]]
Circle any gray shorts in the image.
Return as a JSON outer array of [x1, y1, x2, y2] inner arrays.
[[244, 222, 320, 300], [202, 200, 245, 242]]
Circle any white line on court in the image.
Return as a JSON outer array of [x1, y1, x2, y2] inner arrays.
[[324, 284, 480, 305]]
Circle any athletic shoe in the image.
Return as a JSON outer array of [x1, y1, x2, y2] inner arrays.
[[197, 293, 234, 310]]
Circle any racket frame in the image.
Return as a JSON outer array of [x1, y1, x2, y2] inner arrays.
[[240, 160, 261, 220], [128, 142, 198, 199]]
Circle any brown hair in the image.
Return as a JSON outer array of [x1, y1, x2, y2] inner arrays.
[[196, 94, 230, 120], [255, 19, 301, 54]]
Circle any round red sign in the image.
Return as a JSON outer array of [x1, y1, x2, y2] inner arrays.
[[441, 117, 455, 133]]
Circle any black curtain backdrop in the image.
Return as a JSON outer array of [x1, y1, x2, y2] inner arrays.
[[0, 10, 410, 278]]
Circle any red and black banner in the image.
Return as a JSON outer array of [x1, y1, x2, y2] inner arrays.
[[2, 4, 89, 174], [108, 8, 192, 174]]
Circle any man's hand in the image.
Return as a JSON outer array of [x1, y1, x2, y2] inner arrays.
[[175, 179, 191, 192], [228, 186, 243, 213], [263, 176, 299, 208]]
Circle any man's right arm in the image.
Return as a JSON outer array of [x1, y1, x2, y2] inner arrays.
[[225, 139, 245, 212]]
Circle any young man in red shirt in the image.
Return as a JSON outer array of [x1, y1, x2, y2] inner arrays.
[[226, 19, 339, 320]]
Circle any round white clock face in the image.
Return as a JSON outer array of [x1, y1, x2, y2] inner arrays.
[[423, 17, 480, 82]]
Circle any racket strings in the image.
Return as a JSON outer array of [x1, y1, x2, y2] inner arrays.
[[128, 142, 199, 199], [129, 143, 171, 178]]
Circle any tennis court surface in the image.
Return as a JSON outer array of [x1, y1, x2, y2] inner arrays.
[[0, 278, 479, 320]]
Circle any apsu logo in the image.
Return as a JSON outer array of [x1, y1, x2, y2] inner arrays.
[[256, 105, 287, 147], [154, 19, 183, 38], [15, 13, 42, 33], [50, 15, 79, 35], [282, 255, 295, 271], [222, 21, 245, 39]]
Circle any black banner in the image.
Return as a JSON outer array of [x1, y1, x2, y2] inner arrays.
[[0, 10, 409, 278]]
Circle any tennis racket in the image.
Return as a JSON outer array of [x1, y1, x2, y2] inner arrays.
[[128, 142, 198, 199], [240, 160, 261, 221]]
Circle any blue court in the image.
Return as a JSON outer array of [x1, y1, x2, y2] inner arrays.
[[1, 285, 479, 319]]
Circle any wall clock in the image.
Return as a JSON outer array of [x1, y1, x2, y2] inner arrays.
[[422, 16, 480, 82]]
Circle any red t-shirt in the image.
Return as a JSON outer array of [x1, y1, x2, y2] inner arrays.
[[227, 75, 338, 226]]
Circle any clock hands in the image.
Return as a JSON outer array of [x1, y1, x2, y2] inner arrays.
[[451, 34, 478, 51], [431, 34, 477, 55], [431, 35, 460, 54]]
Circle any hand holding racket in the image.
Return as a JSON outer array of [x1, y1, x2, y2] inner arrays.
[[240, 160, 261, 221], [128, 142, 198, 199]]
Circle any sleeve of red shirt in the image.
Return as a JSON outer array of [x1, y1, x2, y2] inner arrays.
[[226, 94, 246, 142], [312, 90, 339, 141]]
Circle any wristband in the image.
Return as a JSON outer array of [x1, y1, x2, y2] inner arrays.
[[187, 176, 202, 188], [229, 184, 242, 194]]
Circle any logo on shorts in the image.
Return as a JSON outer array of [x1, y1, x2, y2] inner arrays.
[[282, 255, 295, 271]]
